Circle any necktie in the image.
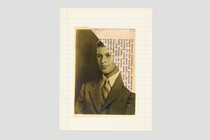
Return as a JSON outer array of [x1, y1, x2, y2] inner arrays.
[[102, 78, 111, 99]]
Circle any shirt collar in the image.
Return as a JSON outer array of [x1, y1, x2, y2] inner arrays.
[[101, 71, 120, 87]]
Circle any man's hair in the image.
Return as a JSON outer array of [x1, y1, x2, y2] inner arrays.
[[96, 40, 105, 48]]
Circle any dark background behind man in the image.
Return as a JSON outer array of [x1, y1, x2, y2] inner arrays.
[[75, 29, 102, 102]]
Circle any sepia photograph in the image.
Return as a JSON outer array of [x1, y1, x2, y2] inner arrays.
[[74, 28, 136, 115]]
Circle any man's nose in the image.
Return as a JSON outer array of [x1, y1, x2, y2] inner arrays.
[[101, 56, 107, 63]]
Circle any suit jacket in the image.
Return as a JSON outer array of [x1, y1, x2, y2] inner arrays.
[[75, 74, 135, 115]]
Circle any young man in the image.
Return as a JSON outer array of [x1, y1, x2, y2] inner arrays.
[[75, 41, 135, 115]]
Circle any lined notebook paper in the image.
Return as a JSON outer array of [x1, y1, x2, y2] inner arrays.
[[60, 8, 152, 131]]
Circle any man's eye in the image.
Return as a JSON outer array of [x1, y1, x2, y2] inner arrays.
[[96, 55, 102, 58], [106, 54, 111, 57]]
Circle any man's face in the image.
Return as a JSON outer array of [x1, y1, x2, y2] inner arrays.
[[96, 47, 117, 77]]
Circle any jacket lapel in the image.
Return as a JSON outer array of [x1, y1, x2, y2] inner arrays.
[[89, 78, 102, 113], [100, 74, 124, 112]]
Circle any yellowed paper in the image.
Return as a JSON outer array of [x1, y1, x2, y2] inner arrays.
[[60, 8, 152, 131], [92, 29, 135, 93]]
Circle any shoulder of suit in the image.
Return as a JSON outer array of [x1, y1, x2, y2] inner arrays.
[[82, 77, 100, 87], [122, 86, 136, 95]]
